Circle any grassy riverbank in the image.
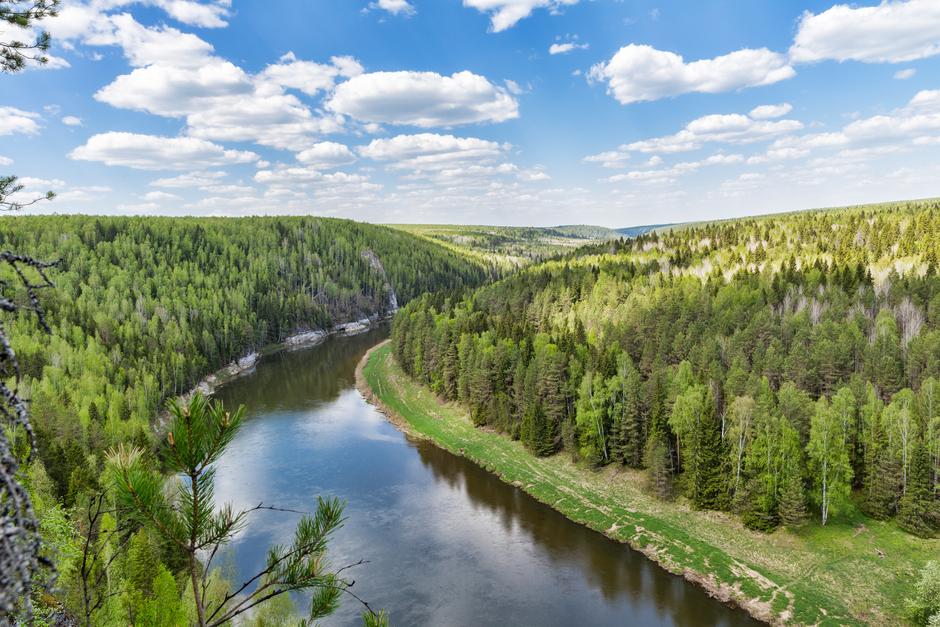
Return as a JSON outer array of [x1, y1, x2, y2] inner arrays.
[[358, 341, 938, 626]]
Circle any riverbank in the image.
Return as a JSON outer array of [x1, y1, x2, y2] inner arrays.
[[357, 341, 937, 626], [167, 314, 392, 420]]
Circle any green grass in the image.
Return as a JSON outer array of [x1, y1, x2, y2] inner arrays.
[[361, 343, 938, 626]]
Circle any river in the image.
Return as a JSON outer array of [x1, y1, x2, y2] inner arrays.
[[212, 327, 759, 626]]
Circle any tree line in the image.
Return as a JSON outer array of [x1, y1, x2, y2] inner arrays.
[[392, 202, 940, 537]]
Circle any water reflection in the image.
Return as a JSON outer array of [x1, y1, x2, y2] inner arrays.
[[212, 329, 758, 627]]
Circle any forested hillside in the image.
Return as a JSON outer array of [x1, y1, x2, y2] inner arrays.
[[2, 215, 483, 622], [392, 201, 940, 538], [387, 224, 620, 270]]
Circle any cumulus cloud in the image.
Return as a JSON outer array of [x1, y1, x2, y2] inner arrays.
[[61, 115, 83, 126], [69, 132, 258, 170], [95, 59, 253, 116], [356, 132, 540, 186], [749, 103, 792, 119], [260, 52, 363, 97], [606, 153, 744, 184], [359, 133, 506, 170], [141, 190, 181, 202], [150, 171, 227, 188], [585, 108, 803, 166], [790, 0, 940, 64], [583, 150, 630, 168], [296, 142, 357, 169], [549, 41, 588, 55], [0, 107, 41, 136], [463, 0, 579, 32], [895, 68, 917, 80], [0, 156, 12, 166], [47, 0, 230, 35], [757, 88, 940, 161], [589, 44, 795, 104], [92, 27, 357, 151], [254, 167, 376, 188], [369, 0, 416, 15], [327, 70, 519, 127]]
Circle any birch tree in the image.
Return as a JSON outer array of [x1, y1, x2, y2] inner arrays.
[[808, 397, 853, 525]]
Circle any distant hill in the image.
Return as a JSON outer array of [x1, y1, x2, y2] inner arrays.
[[550, 225, 620, 239], [614, 223, 677, 238], [387, 222, 678, 271], [386, 224, 614, 270]]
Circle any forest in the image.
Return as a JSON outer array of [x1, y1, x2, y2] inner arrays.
[[2, 215, 484, 624], [392, 201, 940, 538], [388, 223, 622, 270]]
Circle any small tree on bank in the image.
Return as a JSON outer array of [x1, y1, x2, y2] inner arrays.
[[106, 394, 377, 626]]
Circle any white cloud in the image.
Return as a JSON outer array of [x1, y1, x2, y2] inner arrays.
[[583, 150, 630, 168], [589, 44, 795, 104], [327, 70, 518, 127], [359, 133, 506, 170], [0, 156, 12, 166], [761, 88, 940, 161], [463, 0, 579, 32], [0, 107, 41, 136], [95, 60, 254, 116], [370, 0, 416, 15], [94, 41, 356, 151], [69, 132, 258, 170], [606, 153, 743, 184], [586, 109, 802, 166], [150, 0, 231, 28], [895, 68, 917, 80], [61, 115, 83, 126], [296, 142, 357, 169], [749, 103, 792, 119], [254, 167, 376, 188], [549, 41, 588, 55], [260, 52, 363, 96], [791, 0, 940, 64], [151, 171, 227, 188], [89, 13, 215, 67], [142, 190, 181, 202]]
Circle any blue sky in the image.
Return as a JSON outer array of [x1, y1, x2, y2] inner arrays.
[[2, 0, 940, 226]]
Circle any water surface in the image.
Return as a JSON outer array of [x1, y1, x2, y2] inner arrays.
[[213, 328, 759, 626]]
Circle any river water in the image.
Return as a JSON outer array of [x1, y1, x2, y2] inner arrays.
[[212, 327, 759, 626]]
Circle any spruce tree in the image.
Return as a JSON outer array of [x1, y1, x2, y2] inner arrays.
[[777, 424, 807, 527], [689, 390, 726, 510], [898, 444, 938, 537], [644, 428, 675, 500]]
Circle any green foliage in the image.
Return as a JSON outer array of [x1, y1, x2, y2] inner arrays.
[[389, 223, 620, 271], [135, 566, 187, 627], [899, 444, 939, 537], [9, 215, 481, 619], [907, 561, 940, 626], [106, 394, 355, 627], [392, 200, 940, 534]]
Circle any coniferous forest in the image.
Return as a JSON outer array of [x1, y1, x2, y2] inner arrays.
[[392, 202, 940, 537]]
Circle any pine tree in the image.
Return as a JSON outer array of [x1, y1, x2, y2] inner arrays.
[[689, 389, 726, 510], [863, 448, 902, 519], [644, 428, 674, 500], [777, 425, 807, 527], [107, 394, 372, 626], [898, 444, 938, 537]]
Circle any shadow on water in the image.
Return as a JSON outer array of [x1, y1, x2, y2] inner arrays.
[[410, 439, 757, 627], [212, 328, 760, 627]]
